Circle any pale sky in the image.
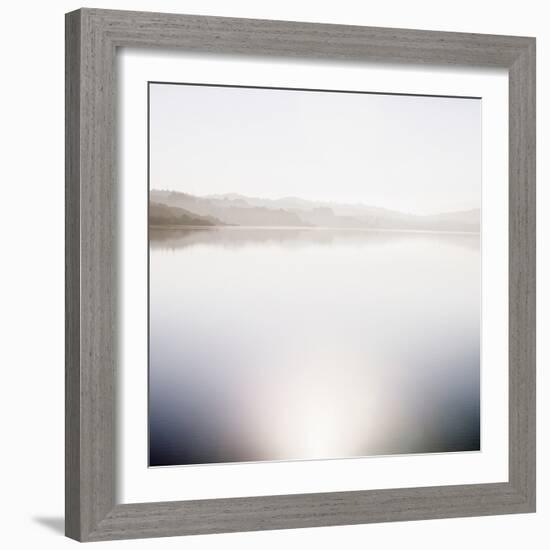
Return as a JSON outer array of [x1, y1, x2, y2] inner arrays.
[[149, 82, 481, 215]]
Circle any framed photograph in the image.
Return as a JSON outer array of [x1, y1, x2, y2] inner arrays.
[[65, 8, 536, 542]]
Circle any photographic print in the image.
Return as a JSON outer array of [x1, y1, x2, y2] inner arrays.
[[148, 82, 481, 467]]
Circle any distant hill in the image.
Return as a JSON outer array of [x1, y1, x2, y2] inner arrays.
[[150, 191, 309, 227], [150, 190, 480, 232], [149, 201, 225, 226]]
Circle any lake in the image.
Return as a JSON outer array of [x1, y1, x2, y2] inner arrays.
[[149, 227, 480, 467]]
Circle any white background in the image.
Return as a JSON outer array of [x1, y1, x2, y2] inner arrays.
[[0, 0, 547, 549]]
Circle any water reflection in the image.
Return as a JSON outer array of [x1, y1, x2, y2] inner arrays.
[[149, 227, 480, 466], [150, 226, 480, 251]]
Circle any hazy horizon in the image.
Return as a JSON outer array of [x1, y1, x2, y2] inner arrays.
[[150, 187, 481, 216], [149, 83, 481, 216]]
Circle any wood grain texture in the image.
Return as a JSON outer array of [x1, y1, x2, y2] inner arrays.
[[65, 9, 81, 541], [66, 8, 117, 540], [508, 41, 536, 508], [65, 8, 536, 542]]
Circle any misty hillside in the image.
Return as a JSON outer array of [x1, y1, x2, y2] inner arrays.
[[150, 190, 480, 232], [149, 201, 226, 227], [150, 191, 310, 227]]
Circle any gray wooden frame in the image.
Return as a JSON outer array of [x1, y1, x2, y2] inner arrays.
[[65, 8, 536, 542]]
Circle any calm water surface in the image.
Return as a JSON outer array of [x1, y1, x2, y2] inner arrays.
[[149, 228, 480, 466]]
